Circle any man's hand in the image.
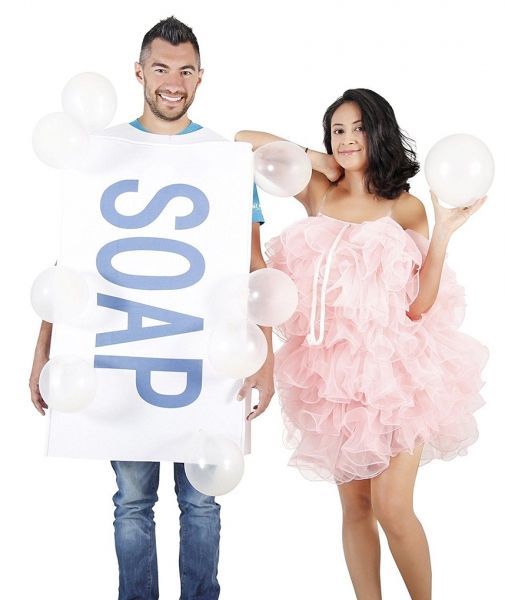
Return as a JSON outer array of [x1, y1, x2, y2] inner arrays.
[[237, 351, 274, 421], [29, 354, 49, 415], [29, 321, 53, 415]]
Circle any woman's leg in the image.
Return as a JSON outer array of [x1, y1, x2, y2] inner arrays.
[[338, 479, 382, 600], [371, 446, 431, 600]]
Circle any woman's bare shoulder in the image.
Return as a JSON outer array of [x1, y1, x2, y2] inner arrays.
[[393, 192, 429, 236], [296, 171, 332, 214]]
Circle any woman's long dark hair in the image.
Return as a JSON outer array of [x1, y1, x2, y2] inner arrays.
[[323, 89, 419, 199]]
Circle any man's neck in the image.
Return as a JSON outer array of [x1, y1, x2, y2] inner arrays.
[[138, 112, 191, 135]]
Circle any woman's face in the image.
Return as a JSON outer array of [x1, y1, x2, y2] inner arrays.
[[330, 101, 368, 172]]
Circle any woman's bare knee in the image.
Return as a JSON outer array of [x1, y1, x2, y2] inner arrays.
[[372, 494, 417, 537], [339, 481, 374, 523]]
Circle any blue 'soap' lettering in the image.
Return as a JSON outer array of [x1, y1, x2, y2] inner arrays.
[[96, 294, 204, 347], [101, 180, 209, 230], [95, 180, 209, 409], [96, 237, 205, 290], [94, 355, 202, 408]]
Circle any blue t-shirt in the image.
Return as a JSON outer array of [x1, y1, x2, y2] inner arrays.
[[130, 119, 264, 224]]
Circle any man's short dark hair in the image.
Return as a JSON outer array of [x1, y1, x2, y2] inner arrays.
[[140, 16, 200, 66]]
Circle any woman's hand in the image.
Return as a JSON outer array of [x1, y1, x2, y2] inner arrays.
[[308, 150, 342, 182], [237, 351, 274, 421], [431, 191, 487, 237]]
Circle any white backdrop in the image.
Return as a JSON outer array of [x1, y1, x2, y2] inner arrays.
[[1, 1, 504, 598]]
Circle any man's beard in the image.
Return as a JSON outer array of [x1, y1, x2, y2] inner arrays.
[[145, 88, 196, 122]]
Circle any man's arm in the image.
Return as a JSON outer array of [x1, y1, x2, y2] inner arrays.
[[237, 223, 274, 420], [29, 320, 52, 415]]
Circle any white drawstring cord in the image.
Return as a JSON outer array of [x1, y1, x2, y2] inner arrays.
[[306, 224, 350, 346]]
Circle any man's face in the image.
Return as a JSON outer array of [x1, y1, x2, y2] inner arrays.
[[135, 38, 203, 122]]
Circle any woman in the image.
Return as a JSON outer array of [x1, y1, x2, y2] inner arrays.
[[236, 88, 488, 600]]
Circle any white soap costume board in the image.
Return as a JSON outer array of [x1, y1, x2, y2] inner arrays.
[[47, 124, 253, 460]]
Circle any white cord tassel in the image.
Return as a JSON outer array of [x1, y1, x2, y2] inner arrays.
[[306, 224, 350, 346]]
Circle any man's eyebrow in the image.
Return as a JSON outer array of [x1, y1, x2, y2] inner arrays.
[[331, 120, 363, 127], [150, 62, 197, 71]]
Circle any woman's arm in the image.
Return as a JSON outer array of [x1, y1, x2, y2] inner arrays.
[[235, 130, 340, 179], [235, 130, 286, 151], [235, 130, 341, 210], [406, 192, 486, 320]]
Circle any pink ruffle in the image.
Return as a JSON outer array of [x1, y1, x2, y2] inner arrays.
[[266, 216, 488, 484]]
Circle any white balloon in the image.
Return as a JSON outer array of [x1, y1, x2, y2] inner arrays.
[[254, 141, 312, 197], [248, 268, 298, 326], [32, 112, 89, 169], [207, 319, 267, 379], [30, 266, 90, 323], [39, 355, 97, 412], [425, 134, 494, 207], [62, 72, 117, 132], [184, 432, 244, 496]]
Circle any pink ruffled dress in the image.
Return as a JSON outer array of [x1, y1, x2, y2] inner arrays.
[[266, 213, 488, 484]]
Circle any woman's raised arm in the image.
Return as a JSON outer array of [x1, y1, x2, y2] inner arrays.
[[407, 192, 486, 320], [235, 130, 342, 209]]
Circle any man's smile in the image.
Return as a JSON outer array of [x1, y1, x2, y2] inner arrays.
[[158, 92, 184, 103]]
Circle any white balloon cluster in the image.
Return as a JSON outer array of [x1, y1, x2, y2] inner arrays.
[[198, 268, 298, 496], [31, 72, 117, 409], [32, 72, 117, 169], [30, 266, 95, 413], [207, 268, 298, 379]]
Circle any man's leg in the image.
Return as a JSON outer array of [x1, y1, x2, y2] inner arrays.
[[111, 461, 160, 600], [174, 463, 221, 600]]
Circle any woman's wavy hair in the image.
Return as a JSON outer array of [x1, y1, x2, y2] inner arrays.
[[323, 89, 419, 199]]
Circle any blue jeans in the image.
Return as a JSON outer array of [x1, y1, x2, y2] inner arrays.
[[111, 461, 221, 600]]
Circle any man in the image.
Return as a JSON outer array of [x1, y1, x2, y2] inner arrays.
[[29, 16, 274, 600]]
